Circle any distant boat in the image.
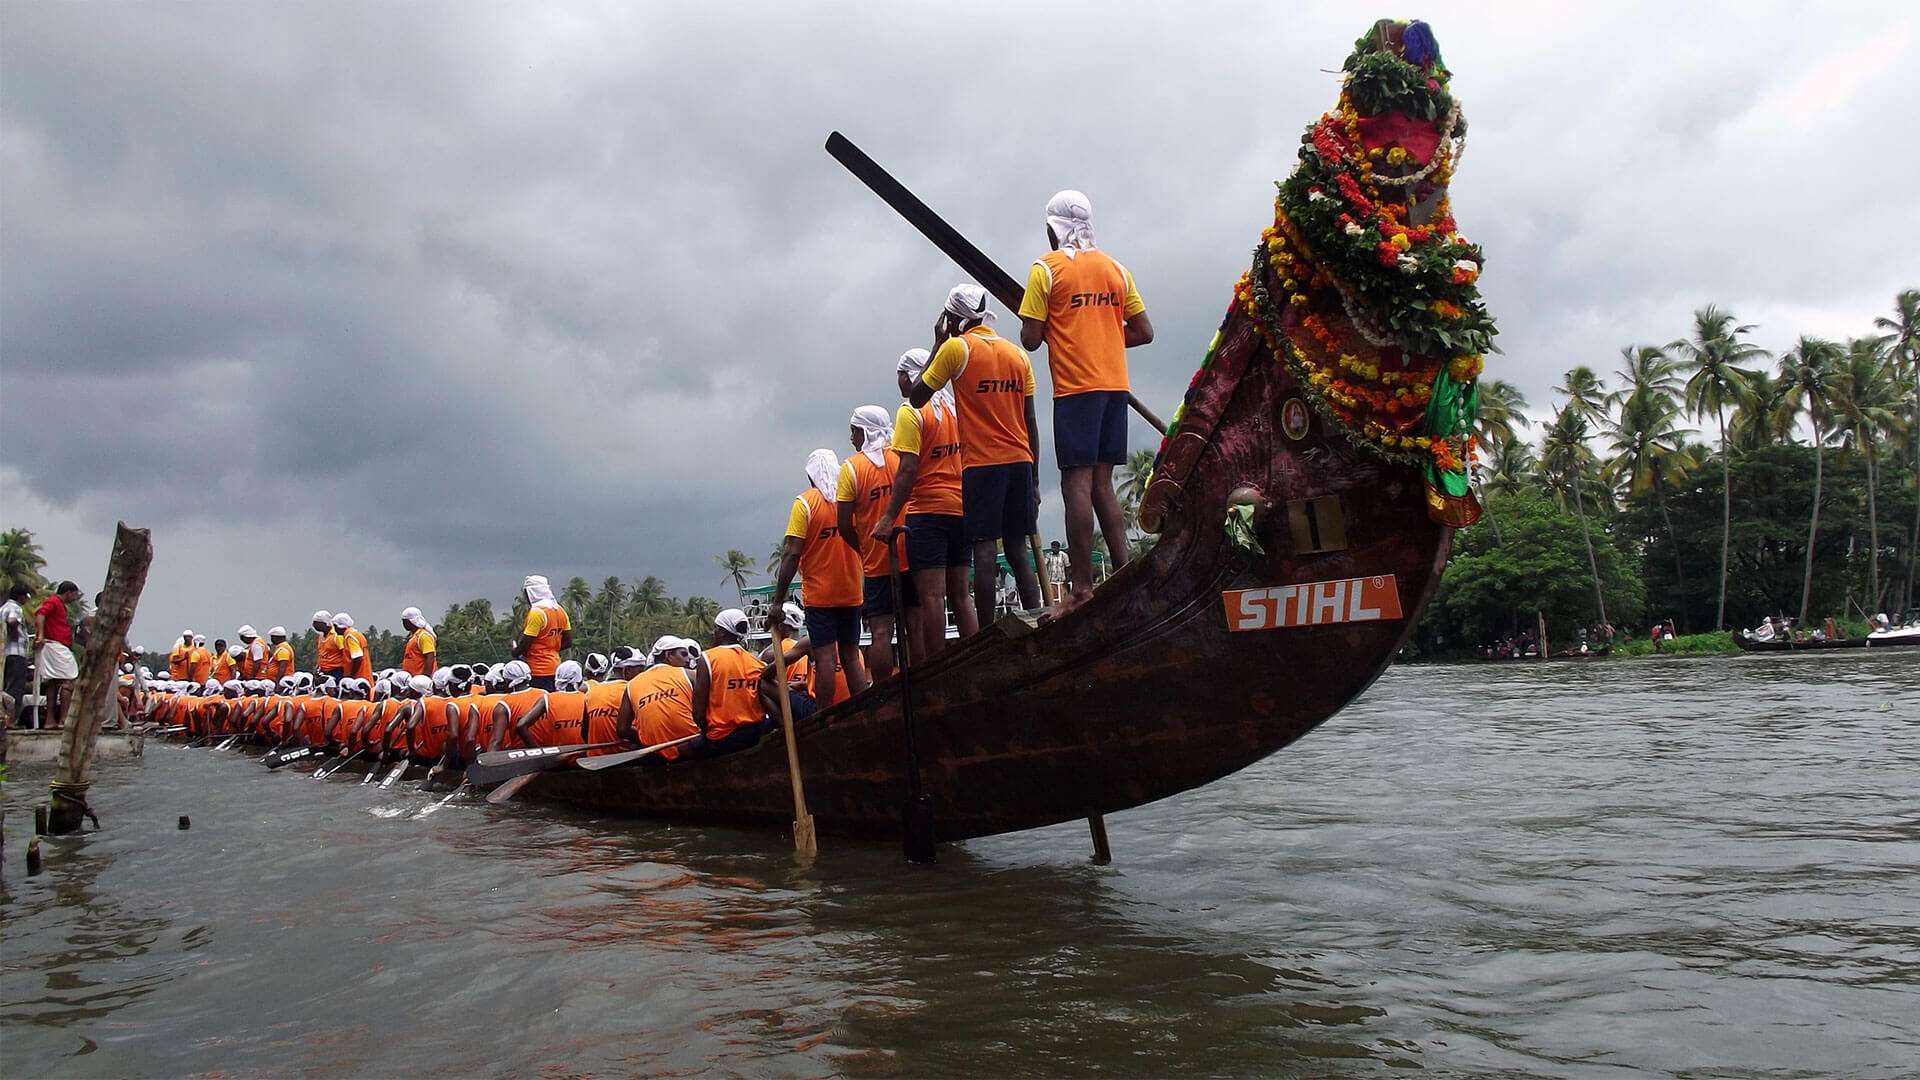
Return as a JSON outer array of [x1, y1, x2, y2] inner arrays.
[[1733, 632, 1865, 652]]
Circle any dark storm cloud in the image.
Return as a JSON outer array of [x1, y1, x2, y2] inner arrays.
[[3, 2, 1915, 643]]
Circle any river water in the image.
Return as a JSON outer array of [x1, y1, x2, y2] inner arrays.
[[3, 652, 1916, 1078]]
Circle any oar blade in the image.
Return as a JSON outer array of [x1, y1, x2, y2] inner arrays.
[[485, 773, 539, 805]]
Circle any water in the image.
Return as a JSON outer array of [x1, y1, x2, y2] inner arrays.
[[4, 653, 1917, 1078]]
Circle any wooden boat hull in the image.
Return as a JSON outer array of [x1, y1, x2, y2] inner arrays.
[[526, 340, 1451, 841]]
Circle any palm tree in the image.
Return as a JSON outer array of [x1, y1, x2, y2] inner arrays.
[[0, 527, 48, 597], [678, 595, 720, 635], [594, 576, 628, 652], [1833, 336, 1901, 610], [562, 576, 593, 616], [1874, 289, 1920, 609], [1606, 345, 1694, 629], [1540, 406, 1609, 625], [1483, 438, 1535, 500], [1472, 380, 1530, 541], [627, 576, 668, 619], [766, 542, 787, 578], [1728, 370, 1792, 454], [1673, 306, 1764, 629], [715, 549, 755, 599], [1117, 449, 1156, 511], [1556, 366, 1606, 423], [1777, 336, 1844, 623]]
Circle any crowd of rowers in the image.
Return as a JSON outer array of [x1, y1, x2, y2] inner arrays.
[[134, 189, 1154, 772], [138, 591, 853, 773]]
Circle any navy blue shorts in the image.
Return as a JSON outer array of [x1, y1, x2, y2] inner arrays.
[[961, 462, 1038, 545], [862, 574, 919, 618], [905, 513, 967, 569], [803, 605, 861, 647], [1054, 390, 1129, 468]]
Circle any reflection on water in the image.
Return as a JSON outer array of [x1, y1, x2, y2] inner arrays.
[[4, 652, 1916, 1077]]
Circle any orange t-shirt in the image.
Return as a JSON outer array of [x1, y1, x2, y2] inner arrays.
[[702, 644, 766, 742], [1022, 248, 1142, 397], [338, 629, 374, 684], [892, 400, 964, 517], [521, 603, 571, 677], [486, 688, 546, 751], [402, 628, 436, 675], [302, 698, 335, 746], [923, 326, 1035, 468], [315, 632, 346, 673], [187, 647, 213, 685], [838, 450, 910, 579], [267, 642, 295, 680], [529, 691, 587, 748], [787, 487, 863, 609], [368, 699, 406, 752], [410, 697, 455, 759], [582, 680, 627, 755], [461, 694, 504, 752], [168, 644, 191, 679], [625, 666, 697, 760], [212, 653, 238, 683], [334, 700, 371, 747]]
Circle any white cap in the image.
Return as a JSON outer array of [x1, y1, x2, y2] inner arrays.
[[313, 610, 331, 624], [332, 612, 354, 630], [268, 625, 287, 638], [410, 674, 435, 696], [650, 635, 685, 658], [237, 624, 257, 639], [401, 606, 424, 626], [715, 608, 750, 638]]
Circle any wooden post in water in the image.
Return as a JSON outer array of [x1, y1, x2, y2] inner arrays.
[[1536, 610, 1549, 661], [47, 523, 152, 835]]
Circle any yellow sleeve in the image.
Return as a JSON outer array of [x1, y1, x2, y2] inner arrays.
[[890, 405, 923, 455], [1017, 261, 1051, 322], [1120, 263, 1145, 317], [1022, 356, 1036, 395], [418, 630, 436, 653], [522, 607, 546, 637], [834, 460, 858, 503], [921, 337, 968, 392], [784, 496, 811, 540]]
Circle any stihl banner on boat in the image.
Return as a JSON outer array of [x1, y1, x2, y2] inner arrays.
[[1224, 575, 1404, 632]]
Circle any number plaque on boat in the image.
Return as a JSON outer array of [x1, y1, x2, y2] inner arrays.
[[1225, 575, 1403, 632]]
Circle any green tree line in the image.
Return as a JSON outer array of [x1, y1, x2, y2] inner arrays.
[[1418, 289, 1918, 652]]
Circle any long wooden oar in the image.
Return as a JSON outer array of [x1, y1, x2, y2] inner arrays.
[[889, 544, 936, 864], [378, 759, 411, 789], [572, 733, 703, 772], [313, 750, 362, 780], [263, 745, 319, 769], [484, 773, 541, 805], [466, 742, 620, 786], [825, 131, 1166, 435], [767, 640, 818, 855]]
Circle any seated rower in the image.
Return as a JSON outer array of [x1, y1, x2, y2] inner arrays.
[[702, 608, 784, 755], [480, 660, 546, 753], [514, 660, 587, 748]]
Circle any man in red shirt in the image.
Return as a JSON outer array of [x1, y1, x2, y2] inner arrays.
[[32, 580, 83, 729]]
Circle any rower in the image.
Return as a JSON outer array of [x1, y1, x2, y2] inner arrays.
[[770, 448, 870, 705], [400, 607, 438, 676], [188, 635, 214, 685], [583, 652, 612, 685], [513, 661, 586, 749], [236, 625, 267, 680], [910, 284, 1044, 624], [512, 575, 572, 690], [313, 611, 348, 681], [837, 405, 915, 680], [168, 630, 193, 680], [333, 613, 375, 686], [480, 660, 544, 753], [874, 347, 978, 661], [702, 608, 782, 755], [212, 639, 239, 683], [610, 646, 648, 680], [265, 627, 294, 681], [621, 638, 710, 763], [764, 603, 836, 714], [1017, 190, 1153, 607]]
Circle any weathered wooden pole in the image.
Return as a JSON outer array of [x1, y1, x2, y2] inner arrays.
[[47, 523, 152, 835]]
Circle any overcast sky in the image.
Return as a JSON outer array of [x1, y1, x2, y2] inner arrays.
[[3, 1, 1914, 648]]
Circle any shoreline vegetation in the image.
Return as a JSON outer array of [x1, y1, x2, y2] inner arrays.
[[1405, 291, 1918, 663], [1409, 621, 1880, 665]]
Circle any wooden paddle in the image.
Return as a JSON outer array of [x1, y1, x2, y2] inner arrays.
[[466, 742, 621, 786], [378, 759, 411, 788], [825, 131, 1166, 435], [889, 543, 936, 864], [313, 750, 362, 780], [484, 773, 540, 805], [572, 732, 703, 772], [767, 640, 818, 856], [263, 745, 318, 769]]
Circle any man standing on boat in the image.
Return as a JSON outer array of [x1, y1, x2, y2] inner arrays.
[[771, 449, 870, 704], [167, 629, 193, 680], [1017, 190, 1153, 609], [332, 613, 374, 687], [265, 626, 295, 681], [512, 575, 571, 690], [187, 634, 214, 686], [31, 580, 84, 729], [910, 284, 1045, 624], [236, 625, 267, 680], [312, 611, 348, 682], [873, 347, 977, 662], [399, 606, 437, 676], [837, 405, 913, 680]]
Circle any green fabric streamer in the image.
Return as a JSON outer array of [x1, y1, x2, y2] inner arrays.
[[1422, 367, 1477, 497], [1224, 504, 1266, 555]]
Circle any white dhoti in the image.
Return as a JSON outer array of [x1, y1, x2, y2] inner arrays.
[[37, 642, 78, 681]]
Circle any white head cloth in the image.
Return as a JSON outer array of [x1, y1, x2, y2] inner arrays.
[[401, 606, 430, 632], [524, 575, 555, 607], [943, 283, 994, 324], [193, 635, 206, 647], [805, 448, 840, 499], [897, 347, 953, 418], [332, 612, 354, 630], [237, 624, 257, 639], [851, 405, 892, 466], [268, 625, 287, 638], [312, 610, 331, 625], [410, 674, 435, 696], [715, 608, 751, 638], [1045, 189, 1096, 256]]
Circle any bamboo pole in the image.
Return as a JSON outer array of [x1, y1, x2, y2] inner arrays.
[[48, 523, 152, 835]]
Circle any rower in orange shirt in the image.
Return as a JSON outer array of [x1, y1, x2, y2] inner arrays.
[[622, 641, 707, 762], [836, 405, 914, 680], [399, 606, 437, 676], [187, 635, 214, 685], [312, 611, 348, 681], [264, 627, 296, 681], [512, 575, 572, 690], [516, 660, 588, 748], [478, 660, 545, 753], [910, 284, 1044, 625], [211, 639, 240, 683], [873, 349, 978, 662], [763, 603, 839, 714], [168, 630, 194, 680], [770, 448, 869, 708], [1018, 190, 1154, 607], [331, 613, 375, 686], [702, 609, 782, 755]]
